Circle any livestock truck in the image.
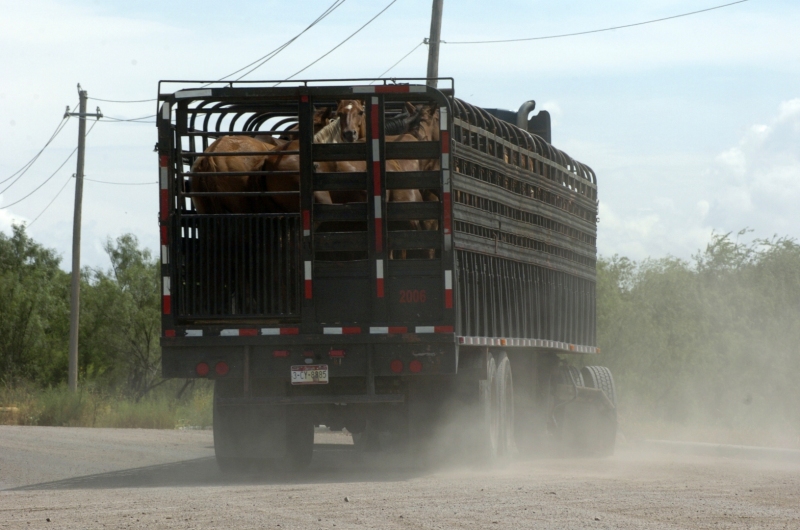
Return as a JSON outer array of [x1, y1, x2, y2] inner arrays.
[[157, 79, 617, 470]]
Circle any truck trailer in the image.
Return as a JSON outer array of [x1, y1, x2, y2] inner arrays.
[[157, 79, 617, 470]]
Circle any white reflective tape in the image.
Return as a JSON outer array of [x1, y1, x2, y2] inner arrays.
[[371, 97, 378, 105], [441, 154, 450, 169], [304, 261, 312, 280], [220, 329, 240, 336], [352, 86, 375, 93], [372, 139, 380, 162], [162, 276, 170, 296], [445, 270, 452, 289], [439, 107, 448, 129], [161, 245, 169, 265], [323, 327, 343, 335], [160, 102, 170, 120], [160, 167, 168, 189], [415, 326, 435, 334], [370, 327, 389, 334], [261, 328, 280, 336], [374, 196, 382, 218], [303, 229, 310, 237], [175, 89, 212, 99], [442, 170, 450, 191], [376, 259, 384, 279], [444, 233, 452, 251], [185, 330, 203, 337], [409, 86, 426, 93]]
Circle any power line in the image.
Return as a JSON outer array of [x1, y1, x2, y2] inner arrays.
[[443, 0, 752, 45], [0, 112, 72, 186], [84, 178, 156, 185], [87, 1, 348, 101], [374, 40, 425, 79], [281, 0, 399, 82], [0, 121, 98, 210], [88, 96, 155, 103], [27, 173, 73, 228], [101, 114, 156, 122], [232, 0, 348, 81]]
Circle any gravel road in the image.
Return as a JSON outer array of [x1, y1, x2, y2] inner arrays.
[[1, 425, 798, 529]]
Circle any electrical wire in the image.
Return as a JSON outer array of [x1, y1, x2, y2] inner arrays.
[[0, 121, 98, 210], [27, 173, 73, 228], [281, 0, 399, 82], [374, 40, 425, 80], [0, 113, 72, 186], [88, 96, 155, 103], [443, 0, 752, 44], [231, 0, 348, 81], [84, 178, 156, 185], [101, 114, 156, 122]]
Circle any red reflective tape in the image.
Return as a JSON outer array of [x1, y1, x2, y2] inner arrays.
[[164, 329, 176, 338], [389, 326, 408, 334], [160, 225, 168, 245], [375, 85, 409, 93], [371, 105, 380, 137], [442, 192, 452, 234], [377, 278, 384, 298], [280, 327, 300, 335], [300, 95, 309, 102], [342, 327, 361, 334], [440, 130, 450, 154], [375, 218, 383, 251], [305, 279, 312, 299], [162, 295, 171, 315], [302, 209, 310, 231], [239, 328, 258, 336], [373, 161, 382, 196], [445, 289, 453, 309], [160, 189, 169, 220], [159, 155, 168, 168], [434, 326, 454, 333]]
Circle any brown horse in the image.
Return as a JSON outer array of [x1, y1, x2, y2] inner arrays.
[[189, 136, 279, 214], [336, 100, 367, 143]]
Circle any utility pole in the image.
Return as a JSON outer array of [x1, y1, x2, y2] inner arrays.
[[65, 84, 102, 392], [425, 0, 444, 88]]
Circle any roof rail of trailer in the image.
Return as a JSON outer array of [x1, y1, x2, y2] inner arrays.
[[157, 78, 455, 98], [451, 99, 596, 186]]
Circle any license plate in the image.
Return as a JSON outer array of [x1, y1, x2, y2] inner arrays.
[[291, 365, 329, 385]]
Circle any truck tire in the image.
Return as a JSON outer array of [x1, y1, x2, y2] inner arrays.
[[213, 380, 250, 474], [495, 352, 516, 458], [580, 366, 617, 408], [284, 413, 314, 469], [471, 353, 500, 462], [580, 366, 618, 456]]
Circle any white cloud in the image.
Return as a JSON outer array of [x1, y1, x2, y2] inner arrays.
[[593, 98, 800, 260]]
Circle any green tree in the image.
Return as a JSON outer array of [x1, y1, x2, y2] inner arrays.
[[0, 224, 69, 385]]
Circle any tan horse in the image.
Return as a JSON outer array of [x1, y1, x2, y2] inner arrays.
[[189, 136, 279, 214], [336, 100, 367, 143]]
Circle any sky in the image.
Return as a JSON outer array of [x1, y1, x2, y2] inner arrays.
[[1, 0, 798, 270]]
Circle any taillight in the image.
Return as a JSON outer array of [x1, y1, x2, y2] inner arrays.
[[215, 361, 229, 376], [273, 350, 290, 358], [329, 349, 345, 358], [390, 360, 404, 374], [196, 362, 209, 377], [409, 360, 423, 373]]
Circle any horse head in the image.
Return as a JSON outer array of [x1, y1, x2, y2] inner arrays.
[[336, 100, 366, 142], [413, 104, 440, 142]]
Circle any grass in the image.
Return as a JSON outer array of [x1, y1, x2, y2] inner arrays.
[[0, 381, 213, 429]]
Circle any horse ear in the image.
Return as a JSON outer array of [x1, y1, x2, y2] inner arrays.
[[405, 101, 417, 114]]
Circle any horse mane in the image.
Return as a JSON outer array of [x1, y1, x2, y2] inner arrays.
[[313, 117, 341, 144]]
